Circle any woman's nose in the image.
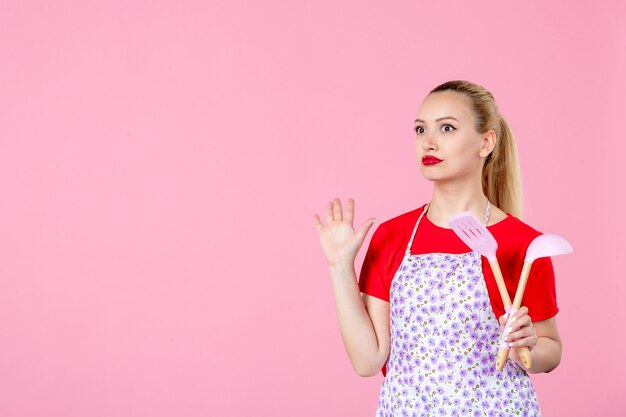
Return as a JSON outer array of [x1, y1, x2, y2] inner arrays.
[[422, 132, 438, 151]]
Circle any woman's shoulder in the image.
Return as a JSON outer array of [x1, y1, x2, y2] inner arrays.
[[377, 204, 426, 231], [494, 210, 545, 248], [369, 204, 426, 244]]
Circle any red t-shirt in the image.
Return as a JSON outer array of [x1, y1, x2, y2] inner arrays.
[[358, 204, 559, 377]]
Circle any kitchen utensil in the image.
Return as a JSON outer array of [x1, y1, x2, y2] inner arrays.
[[499, 233, 573, 369], [448, 211, 532, 371]]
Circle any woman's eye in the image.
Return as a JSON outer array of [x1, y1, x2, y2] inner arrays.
[[414, 126, 424, 134], [442, 124, 455, 132]]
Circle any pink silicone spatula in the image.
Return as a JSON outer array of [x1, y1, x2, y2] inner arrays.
[[447, 211, 531, 371], [502, 233, 573, 369]]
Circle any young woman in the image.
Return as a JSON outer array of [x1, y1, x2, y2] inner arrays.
[[313, 80, 562, 416]]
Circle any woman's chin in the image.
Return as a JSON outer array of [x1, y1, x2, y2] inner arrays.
[[420, 171, 445, 182], [421, 173, 458, 184]]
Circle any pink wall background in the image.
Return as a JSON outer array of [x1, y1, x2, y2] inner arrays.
[[1, 1, 625, 416]]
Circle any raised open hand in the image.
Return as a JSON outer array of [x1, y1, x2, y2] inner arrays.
[[313, 198, 377, 267]]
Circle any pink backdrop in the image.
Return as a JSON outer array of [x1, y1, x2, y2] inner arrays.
[[1, 1, 625, 416]]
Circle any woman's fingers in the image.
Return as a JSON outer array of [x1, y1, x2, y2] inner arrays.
[[506, 334, 538, 351], [333, 197, 343, 222], [314, 198, 372, 267], [326, 201, 334, 223], [344, 198, 355, 225], [506, 318, 532, 339], [317, 197, 361, 229], [313, 214, 324, 232], [356, 217, 377, 244], [506, 306, 529, 332], [502, 306, 537, 350]]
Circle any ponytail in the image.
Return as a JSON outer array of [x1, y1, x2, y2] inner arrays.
[[482, 116, 523, 218]]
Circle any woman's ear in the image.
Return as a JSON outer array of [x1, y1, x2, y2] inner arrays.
[[480, 130, 497, 157]]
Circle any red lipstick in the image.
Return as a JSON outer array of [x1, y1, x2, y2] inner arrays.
[[422, 155, 443, 166]]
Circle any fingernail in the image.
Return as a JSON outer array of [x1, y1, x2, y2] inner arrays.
[[508, 342, 514, 347], [510, 317, 516, 324], [506, 327, 512, 333], [503, 335, 508, 341]]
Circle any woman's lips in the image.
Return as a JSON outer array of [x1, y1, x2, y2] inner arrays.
[[422, 156, 443, 165]]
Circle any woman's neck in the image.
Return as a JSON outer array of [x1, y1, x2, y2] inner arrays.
[[425, 180, 488, 228]]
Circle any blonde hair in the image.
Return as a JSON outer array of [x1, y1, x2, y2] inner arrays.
[[429, 80, 524, 219]]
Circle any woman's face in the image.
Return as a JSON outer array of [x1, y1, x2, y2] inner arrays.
[[413, 91, 494, 183]]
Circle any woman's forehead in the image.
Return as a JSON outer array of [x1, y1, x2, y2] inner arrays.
[[416, 91, 473, 123]]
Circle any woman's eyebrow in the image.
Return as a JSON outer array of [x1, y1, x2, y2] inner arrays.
[[414, 116, 460, 124]]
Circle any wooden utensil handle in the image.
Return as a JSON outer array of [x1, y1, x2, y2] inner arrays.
[[513, 262, 532, 309], [489, 261, 511, 305], [490, 260, 532, 370], [510, 262, 533, 370], [496, 347, 510, 371]]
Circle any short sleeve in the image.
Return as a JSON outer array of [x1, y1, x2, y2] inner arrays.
[[522, 255, 559, 321], [358, 225, 390, 302]]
